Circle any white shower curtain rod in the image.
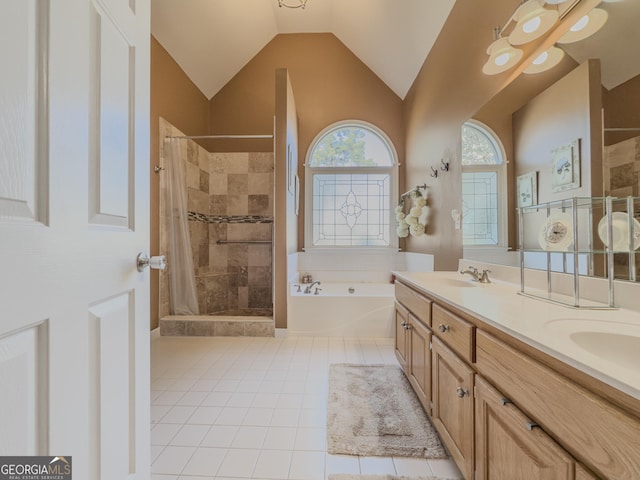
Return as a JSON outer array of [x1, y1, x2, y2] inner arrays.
[[165, 134, 273, 140]]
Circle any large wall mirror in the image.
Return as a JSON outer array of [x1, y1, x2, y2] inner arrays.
[[463, 0, 640, 281]]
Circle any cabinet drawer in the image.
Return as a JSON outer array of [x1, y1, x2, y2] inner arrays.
[[395, 281, 432, 327], [432, 304, 475, 363], [476, 330, 640, 480]]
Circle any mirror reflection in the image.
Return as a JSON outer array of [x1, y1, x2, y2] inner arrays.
[[462, 0, 640, 281]]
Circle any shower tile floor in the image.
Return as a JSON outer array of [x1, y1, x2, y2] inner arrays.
[[150, 333, 463, 480]]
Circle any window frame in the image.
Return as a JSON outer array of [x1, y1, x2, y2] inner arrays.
[[461, 120, 508, 248], [304, 120, 399, 251]]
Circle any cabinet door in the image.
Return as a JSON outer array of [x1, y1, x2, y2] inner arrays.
[[432, 337, 474, 480], [394, 302, 410, 371], [408, 313, 432, 414], [475, 376, 574, 480]]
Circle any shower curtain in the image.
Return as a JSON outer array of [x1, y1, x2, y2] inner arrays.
[[166, 139, 200, 315]]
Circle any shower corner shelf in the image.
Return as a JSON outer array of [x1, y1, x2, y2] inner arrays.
[[517, 196, 640, 309]]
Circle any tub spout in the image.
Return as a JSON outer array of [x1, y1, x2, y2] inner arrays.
[[304, 280, 321, 294]]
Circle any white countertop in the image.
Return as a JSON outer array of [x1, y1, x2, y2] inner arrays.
[[393, 271, 640, 401]]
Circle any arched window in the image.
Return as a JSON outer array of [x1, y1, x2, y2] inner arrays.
[[461, 120, 507, 246], [305, 121, 398, 248]]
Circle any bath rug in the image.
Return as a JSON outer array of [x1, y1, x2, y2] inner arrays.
[[329, 476, 458, 480], [327, 364, 447, 459]]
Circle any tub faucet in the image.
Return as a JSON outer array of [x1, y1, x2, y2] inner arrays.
[[460, 266, 491, 283], [304, 280, 321, 294]]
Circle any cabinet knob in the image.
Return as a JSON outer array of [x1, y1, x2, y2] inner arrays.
[[404, 324, 411, 330], [456, 386, 469, 398], [438, 324, 450, 333], [500, 398, 513, 406], [400, 321, 407, 327]]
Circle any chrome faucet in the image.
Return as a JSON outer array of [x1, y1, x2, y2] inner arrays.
[[460, 266, 491, 283], [304, 280, 321, 294]]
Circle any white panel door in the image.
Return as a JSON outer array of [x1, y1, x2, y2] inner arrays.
[[0, 0, 150, 479]]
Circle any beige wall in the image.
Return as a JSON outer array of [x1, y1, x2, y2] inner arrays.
[[208, 33, 405, 249], [513, 60, 603, 202], [474, 57, 579, 248], [150, 36, 210, 329], [604, 74, 640, 146], [402, 0, 521, 270]]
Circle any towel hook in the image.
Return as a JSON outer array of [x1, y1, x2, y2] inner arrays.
[[440, 158, 450, 172], [430, 166, 439, 178]]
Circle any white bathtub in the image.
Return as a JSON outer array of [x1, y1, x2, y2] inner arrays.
[[287, 282, 395, 337]]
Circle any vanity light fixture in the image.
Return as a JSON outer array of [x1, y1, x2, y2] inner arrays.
[[482, 0, 607, 76], [482, 33, 524, 75], [508, 0, 559, 45], [277, 0, 308, 8], [557, 7, 608, 43], [523, 45, 565, 74]]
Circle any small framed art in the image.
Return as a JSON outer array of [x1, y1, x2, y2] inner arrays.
[[551, 139, 580, 193], [517, 171, 537, 208]]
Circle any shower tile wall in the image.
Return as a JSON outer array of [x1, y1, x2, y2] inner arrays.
[[158, 118, 273, 319], [188, 151, 274, 316]]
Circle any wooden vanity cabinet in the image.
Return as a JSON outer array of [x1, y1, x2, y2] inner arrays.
[[394, 296, 432, 414], [476, 330, 640, 479], [432, 336, 475, 480], [475, 375, 574, 480], [407, 312, 432, 413], [394, 279, 639, 480], [394, 302, 410, 371]]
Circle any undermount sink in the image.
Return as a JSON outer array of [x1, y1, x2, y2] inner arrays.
[[569, 331, 640, 369], [544, 318, 640, 369]]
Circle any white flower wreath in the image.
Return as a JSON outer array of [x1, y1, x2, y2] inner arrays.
[[395, 189, 430, 238]]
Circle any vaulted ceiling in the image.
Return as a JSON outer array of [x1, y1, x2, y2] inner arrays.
[[151, 0, 639, 102], [150, 0, 457, 100]]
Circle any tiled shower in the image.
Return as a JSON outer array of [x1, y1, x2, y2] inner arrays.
[[159, 119, 274, 321]]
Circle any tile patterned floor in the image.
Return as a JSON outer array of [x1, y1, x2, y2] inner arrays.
[[150, 333, 463, 480]]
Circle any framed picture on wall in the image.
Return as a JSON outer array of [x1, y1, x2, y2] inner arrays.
[[551, 139, 581, 193], [517, 171, 537, 208]]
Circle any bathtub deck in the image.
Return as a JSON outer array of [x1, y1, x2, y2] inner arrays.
[[160, 315, 274, 337]]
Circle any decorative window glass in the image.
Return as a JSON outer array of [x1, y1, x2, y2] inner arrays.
[[461, 123, 501, 166], [461, 121, 506, 246], [462, 172, 499, 245], [306, 122, 397, 247]]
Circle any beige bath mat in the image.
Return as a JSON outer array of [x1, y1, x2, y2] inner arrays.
[[327, 364, 447, 458]]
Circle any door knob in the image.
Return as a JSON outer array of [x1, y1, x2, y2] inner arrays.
[[137, 252, 166, 272]]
